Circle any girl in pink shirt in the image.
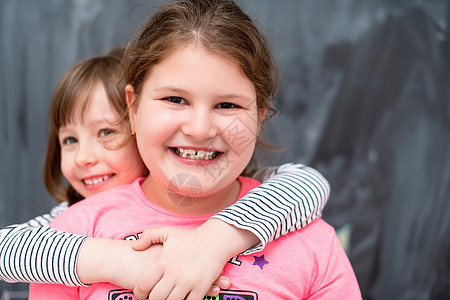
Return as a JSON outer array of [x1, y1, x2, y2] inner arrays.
[[29, 0, 360, 299]]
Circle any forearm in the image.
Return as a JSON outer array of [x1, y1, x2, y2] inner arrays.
[[76, 238, 127, 285], [196, 219, 260, 260], [77, 238, 162, 289], [0, 223, 86, 285], [211, 163, 330, 254]]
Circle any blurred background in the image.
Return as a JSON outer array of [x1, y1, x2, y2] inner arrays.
[[1, 0, 448, 299]]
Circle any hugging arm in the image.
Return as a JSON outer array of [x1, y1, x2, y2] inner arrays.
[[1, 163, 329, 299], [0, 202, 87, 286], [213, 162, 330, 253]]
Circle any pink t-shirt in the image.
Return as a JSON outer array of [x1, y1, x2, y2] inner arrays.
[[29, 177, 361, 299]]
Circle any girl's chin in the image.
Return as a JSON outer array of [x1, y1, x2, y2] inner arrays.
[[81, 184, 111, 197]]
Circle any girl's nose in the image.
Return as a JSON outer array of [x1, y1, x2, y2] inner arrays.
[[75, 143, 98, 167], [181, 107, 218, 141]]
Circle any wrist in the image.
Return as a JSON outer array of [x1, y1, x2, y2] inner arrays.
[[199, 219, 260, 259], [76, 238, 130, 284]]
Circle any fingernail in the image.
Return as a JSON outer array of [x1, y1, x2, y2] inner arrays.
[[221, 278, 230, 288], [212, 286, 220, 295]]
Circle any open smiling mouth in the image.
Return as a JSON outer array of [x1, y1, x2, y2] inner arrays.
[[172, 147, 220, 160], [82, 175, 112, 185]]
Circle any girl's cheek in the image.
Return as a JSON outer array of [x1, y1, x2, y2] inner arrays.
[[221, 115, 259, 154], [60, 156, 71, 181]]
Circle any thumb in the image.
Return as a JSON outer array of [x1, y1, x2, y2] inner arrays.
[[132, 227, 170, 251]]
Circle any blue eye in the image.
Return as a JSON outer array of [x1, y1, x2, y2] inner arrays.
[[99, 128, 115, 137], [163, 96, 187, 104], [62, 136, 77, 145]]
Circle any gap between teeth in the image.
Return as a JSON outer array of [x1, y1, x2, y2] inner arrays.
[[177, 148, 217, 160], [84, 175, 110, 185]]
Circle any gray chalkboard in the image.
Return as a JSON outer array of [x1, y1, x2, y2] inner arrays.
[[1, 1, 448, 299]]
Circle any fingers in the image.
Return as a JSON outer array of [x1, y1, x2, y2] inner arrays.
[[147, 275, 175, 300], [133, 227, 172, 251], [133, 264, 163, 300], [214, 275, 231, 290], [183, 281, 215, 300], [135, 263, 215, 300], [204, 275, 230, 297], [205, 285, 221, 297], [145, 274, 206, 300]]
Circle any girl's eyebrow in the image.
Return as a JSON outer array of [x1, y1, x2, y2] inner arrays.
[[58, 127, 71, 134], [153, 86, 187, 95], [60, 116, 119, 131], [154, 86, 255, 102]]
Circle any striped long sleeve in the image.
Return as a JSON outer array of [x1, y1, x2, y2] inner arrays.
[[0, 163, 329, 285], [0, 202, 87, 286], [212, 163, 330, 254]]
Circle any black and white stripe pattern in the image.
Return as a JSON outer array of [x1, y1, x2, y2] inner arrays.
[[0, 202, 87, 286], [25, 202, 68, 228], [212, 163, 330, 254], [0, 163, 329, 284]]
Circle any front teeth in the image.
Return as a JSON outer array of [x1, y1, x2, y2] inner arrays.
[[84, 175, 110, 185], [176, 148, 218, 160]]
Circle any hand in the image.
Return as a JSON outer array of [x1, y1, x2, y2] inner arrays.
[[132, 225, 233, 300], [76, 236, 230, 297]]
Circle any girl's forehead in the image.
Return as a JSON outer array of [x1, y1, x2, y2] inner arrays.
[[147, 44, 252, 87], [65, 83, 120, 126]]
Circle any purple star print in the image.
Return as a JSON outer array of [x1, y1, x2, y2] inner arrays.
[[252, 254, 269, 270]]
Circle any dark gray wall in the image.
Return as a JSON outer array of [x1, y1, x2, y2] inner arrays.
[[1, 1, 448, 299]]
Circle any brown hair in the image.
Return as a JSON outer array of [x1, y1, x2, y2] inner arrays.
[[44, 47, 129, 205]]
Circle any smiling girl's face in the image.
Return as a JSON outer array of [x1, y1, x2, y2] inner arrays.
[[59, 82, 148, 198], [127, 44, 264, 214]]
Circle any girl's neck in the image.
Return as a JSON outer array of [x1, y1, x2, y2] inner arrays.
[[140, 175, 241, 215]]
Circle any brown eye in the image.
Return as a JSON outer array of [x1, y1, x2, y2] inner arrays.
[[163, 96, 187, 104], [217, 102, 240, 109]]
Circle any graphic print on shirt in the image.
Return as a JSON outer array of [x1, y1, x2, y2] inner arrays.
[[107, 289, 259, 300], [124, 233, 142, 241], [108, 289, 135, 300], [252, 255, 269, 270], [228, 254, 242, 266], [202, 289, 258, 300], [228, 253, 270, 270]]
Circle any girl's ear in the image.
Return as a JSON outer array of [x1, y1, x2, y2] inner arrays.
[[257, 108, 267, 134], [125, 84, 137, 134]]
